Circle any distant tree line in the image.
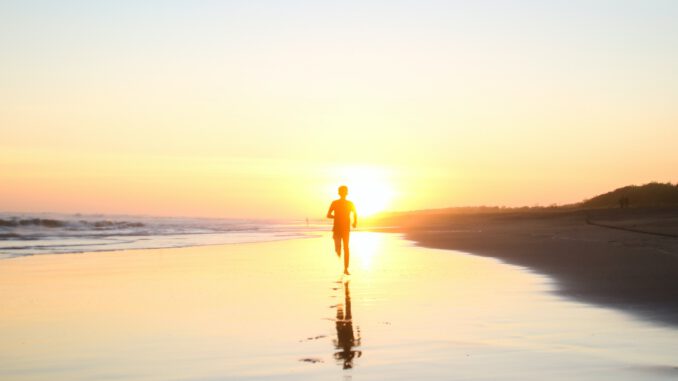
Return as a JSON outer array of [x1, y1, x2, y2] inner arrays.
[[363, 182, 678, 226], [580, 182, 678, 209]]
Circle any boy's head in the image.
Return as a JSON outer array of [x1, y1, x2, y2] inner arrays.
[[338, 185, 348, 198]]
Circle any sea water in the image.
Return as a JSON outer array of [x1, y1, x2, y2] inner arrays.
[[0, 213, 321, 259]]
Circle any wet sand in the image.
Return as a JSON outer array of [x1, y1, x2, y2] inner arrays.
[[1, 232, 678, 380], [392, 207, 678, 326]]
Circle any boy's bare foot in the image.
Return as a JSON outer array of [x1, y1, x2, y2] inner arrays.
[[343, 269, 351, 276]]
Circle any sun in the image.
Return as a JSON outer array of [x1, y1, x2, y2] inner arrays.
[[330, 166, 395, 216]]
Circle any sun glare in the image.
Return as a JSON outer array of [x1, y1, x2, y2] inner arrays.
[[330, 166, 395, 216], [352, 232, 385, 271]]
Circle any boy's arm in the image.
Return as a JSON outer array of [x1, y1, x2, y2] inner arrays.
[[352, 203, 358, 228], [326, 202, 335, 219]]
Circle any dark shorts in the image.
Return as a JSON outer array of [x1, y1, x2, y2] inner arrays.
[[333, 228, 350, 240]]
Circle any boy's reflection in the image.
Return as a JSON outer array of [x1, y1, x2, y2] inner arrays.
[[333, 280, 361, 369]]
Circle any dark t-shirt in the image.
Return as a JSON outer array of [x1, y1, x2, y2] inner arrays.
[[329, 199, 355, 232]]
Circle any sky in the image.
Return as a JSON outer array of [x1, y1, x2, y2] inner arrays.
[[1, 0, 677, 218]]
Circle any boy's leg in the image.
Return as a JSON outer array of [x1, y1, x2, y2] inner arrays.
[[334, 234, 341, 256]]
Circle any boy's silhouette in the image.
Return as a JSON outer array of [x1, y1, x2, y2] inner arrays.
[[327, 185, 357, 275]]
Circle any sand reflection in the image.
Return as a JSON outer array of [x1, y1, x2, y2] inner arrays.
[[333, 280, 361, 369], [3, 234, 678, 380]]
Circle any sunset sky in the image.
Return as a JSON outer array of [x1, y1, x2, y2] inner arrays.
[[1, 1, 677, 218]]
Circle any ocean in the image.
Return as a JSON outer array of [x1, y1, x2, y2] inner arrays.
[[0, 213, 322, 259]]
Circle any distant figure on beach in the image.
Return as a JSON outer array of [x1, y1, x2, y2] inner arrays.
[[619, 196, 630, 209], [327, 185, 357, 275]]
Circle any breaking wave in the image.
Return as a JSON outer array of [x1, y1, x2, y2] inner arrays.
[[0, 213, 323, 259]]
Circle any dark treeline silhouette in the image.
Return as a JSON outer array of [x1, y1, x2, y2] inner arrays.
[[365, 182, 678, 224], [581, 182, 678, 209]]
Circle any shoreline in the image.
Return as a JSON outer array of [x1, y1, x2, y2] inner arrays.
[[393, 207, 678, 327], [6, 209, 678, 329], [0, 233, 321, 261]]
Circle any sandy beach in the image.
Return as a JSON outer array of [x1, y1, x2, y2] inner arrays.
[[2, 232, 678, 380], [387, 207, 678, 326]]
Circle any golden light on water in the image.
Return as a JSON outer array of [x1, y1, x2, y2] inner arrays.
[[351, 233, 385, 271]]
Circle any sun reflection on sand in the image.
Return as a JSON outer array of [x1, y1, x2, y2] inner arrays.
[[2, 234, 678, 380], [350, 233, 385, 271]]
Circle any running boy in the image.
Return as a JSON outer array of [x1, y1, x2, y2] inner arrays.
[[326, 185, 357, 275]]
